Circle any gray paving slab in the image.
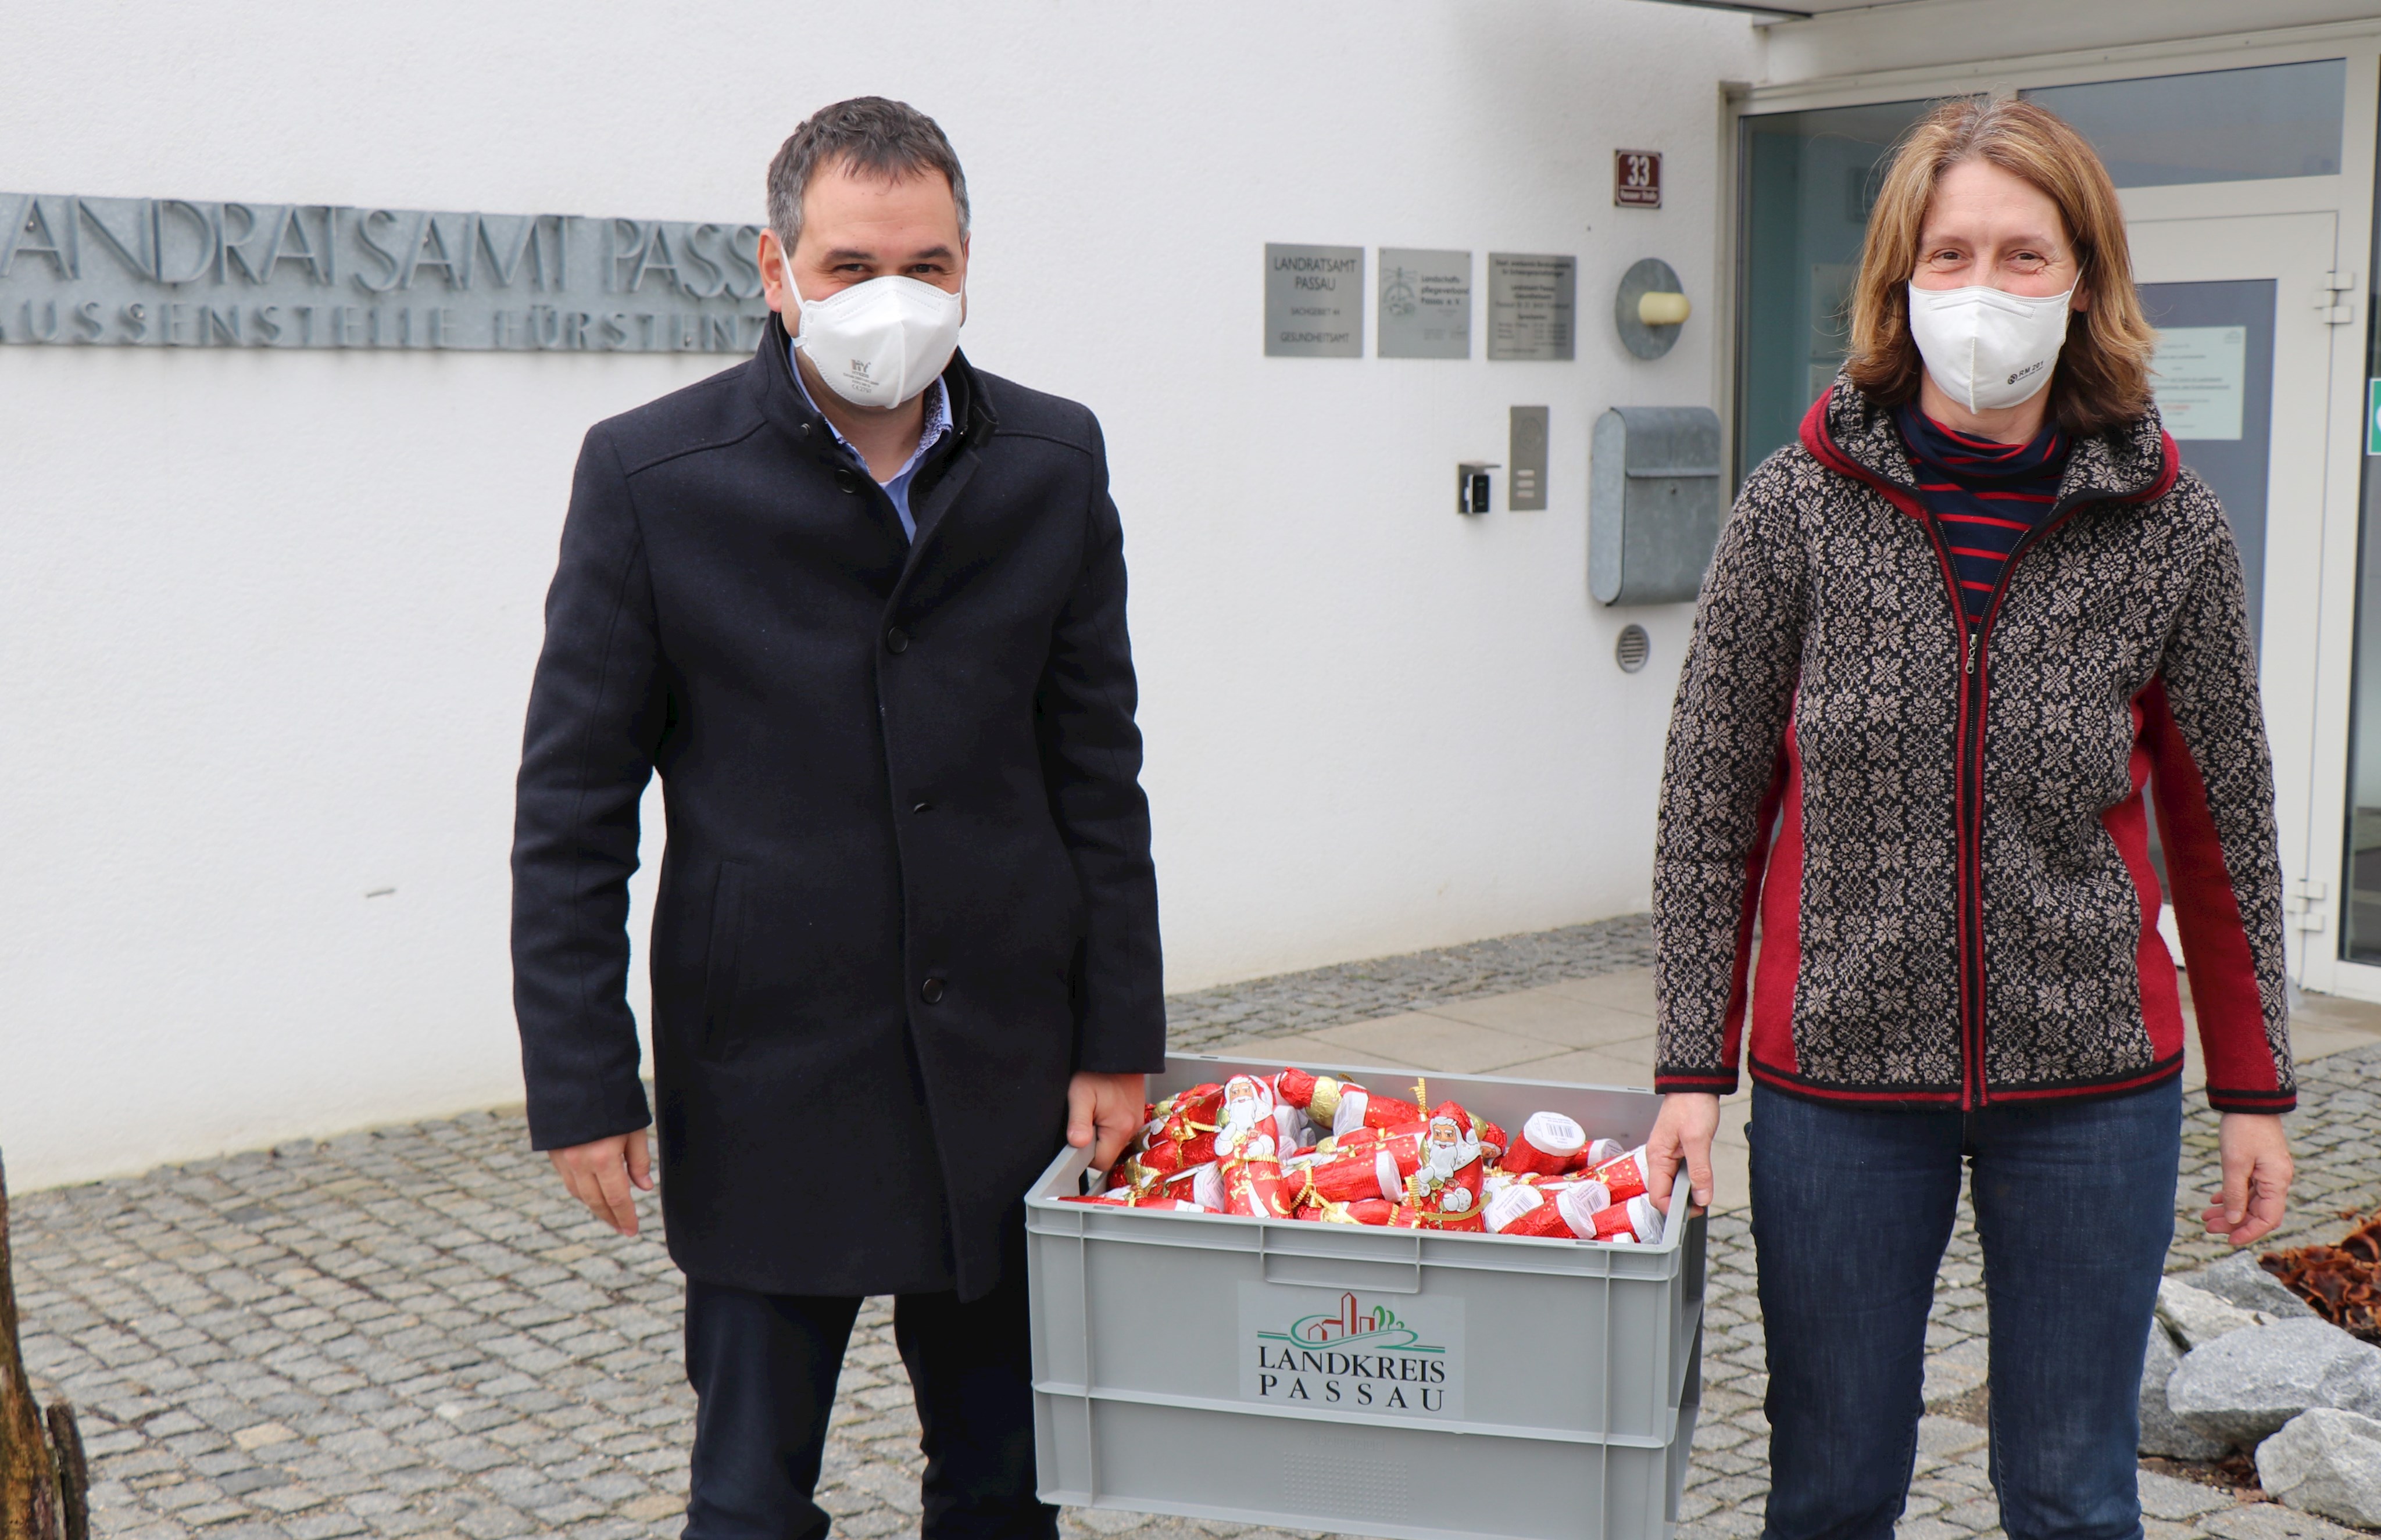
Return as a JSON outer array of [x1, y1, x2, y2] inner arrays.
[[12, 915, 2381, 1540]]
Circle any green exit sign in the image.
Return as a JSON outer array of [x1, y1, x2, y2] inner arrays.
[[2370, 378, 2381, 455]]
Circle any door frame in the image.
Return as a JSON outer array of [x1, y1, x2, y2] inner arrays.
[[1725, 21, 2381, 999]]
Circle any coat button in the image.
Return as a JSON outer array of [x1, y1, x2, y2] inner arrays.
[[921, 977, 946, 1004], [835, 468, 859, 493], [912, 801, 934, 814], [885, 627, 910, 654]]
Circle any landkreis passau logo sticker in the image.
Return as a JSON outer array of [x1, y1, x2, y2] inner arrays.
[[1236, 1283, 1465, 1417]]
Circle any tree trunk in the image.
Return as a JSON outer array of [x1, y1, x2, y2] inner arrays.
[[0, 1156, 64, 1540]]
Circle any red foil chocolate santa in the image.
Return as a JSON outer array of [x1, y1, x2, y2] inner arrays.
[[1389, 1103, 1489, 1231]]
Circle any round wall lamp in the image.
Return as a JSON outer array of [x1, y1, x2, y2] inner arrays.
[[1615, 258, 1691, 359]]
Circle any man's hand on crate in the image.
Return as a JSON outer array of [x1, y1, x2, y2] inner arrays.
[[1067, 1071, 1149, 1174], [1646, 1093, 1720, 1209]]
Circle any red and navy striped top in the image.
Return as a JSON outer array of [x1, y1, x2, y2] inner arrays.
[[1895, 404, 2070, 628]]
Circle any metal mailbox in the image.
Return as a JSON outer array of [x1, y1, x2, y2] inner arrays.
[[1589, 407, 1723, 606]]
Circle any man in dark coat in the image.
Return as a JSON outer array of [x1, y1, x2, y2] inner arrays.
[[509, 96, 1165, 1540]]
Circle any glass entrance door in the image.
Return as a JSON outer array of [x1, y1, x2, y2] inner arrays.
[[2136, 280, 2276, 646], [2129, 212, 2340, 983]]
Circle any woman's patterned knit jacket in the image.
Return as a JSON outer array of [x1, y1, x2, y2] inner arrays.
[[1652, 378, 2293, 1113]]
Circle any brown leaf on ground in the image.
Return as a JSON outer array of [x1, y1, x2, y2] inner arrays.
[[2264, 1208, 2381, 1345]]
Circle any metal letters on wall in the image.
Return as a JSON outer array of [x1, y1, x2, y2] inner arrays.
[[0, 193, 774, 353]]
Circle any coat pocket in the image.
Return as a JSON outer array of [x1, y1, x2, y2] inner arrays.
[[699, 861, 750, 1059]]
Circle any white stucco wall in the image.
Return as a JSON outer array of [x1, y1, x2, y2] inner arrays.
[[0, 0, 1760, 1189]]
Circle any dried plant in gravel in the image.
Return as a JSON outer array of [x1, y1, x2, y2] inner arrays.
[[2263, 1209, 2381, 1345]]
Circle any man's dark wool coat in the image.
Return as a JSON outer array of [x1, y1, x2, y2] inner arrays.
[[510, 320, 1166, 1301]]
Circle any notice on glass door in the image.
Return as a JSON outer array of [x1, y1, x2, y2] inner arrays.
[[2150, 326, 2247, 440]]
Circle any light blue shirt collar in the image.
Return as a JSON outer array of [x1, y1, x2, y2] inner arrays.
[[790, 343, 952, 542]]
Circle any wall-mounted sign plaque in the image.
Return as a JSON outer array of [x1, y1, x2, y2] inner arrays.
[[1264, 243, 1363, 357], [1377, 248, 1471, 359], [1488, 253, 1576, 361], [1614, 151, 1663, 208], [0, 193, 773, 352]]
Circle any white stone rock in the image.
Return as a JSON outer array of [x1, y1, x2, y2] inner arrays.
[[2160, 1277, 2269, 1349], [2257, 1408, 2381, 1531], [2168, 1320, 2381, 1447], [2144, 1318, 2233, 1459], [2191, 1252, 2320, 1321], [2200, 1500, 2371, 1540], [2139, 1468, 2232, 1520]]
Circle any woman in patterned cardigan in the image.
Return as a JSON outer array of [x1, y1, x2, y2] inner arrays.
[[1647, 97, 2296, 1540]]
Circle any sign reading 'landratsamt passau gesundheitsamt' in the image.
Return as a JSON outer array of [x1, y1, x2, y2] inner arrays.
[[0, 193, 774, 353]]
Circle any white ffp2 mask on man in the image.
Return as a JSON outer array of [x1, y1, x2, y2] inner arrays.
[[784, 259, 964, 409], [1904, 282, 2076, 413]]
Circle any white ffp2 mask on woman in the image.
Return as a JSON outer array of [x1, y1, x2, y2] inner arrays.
[[1904, 282, 2076, 413], [784, 260, 964, 409]]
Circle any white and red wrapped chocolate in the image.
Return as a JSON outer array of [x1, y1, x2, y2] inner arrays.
[[1483, 1180, 1644, 1241], [1126, 1083, 1226, 1169], [1590, 1144, 1651, 1202], [1582, 1192, 1665, 1244], [1294, 1133, 1422, 1204], [1222, 1155, 1296, 1218], [1500, 1111, 1588, 1176], [1109, 1159, 1221, 1207], [1270, 1099, 1321, 1155], [1271, 1066, 1330, 1110], [1390, 1189, 1484, 1231], [1296, 1196, 1400, 1226], [1085, 1061, 1648, 1242], [1483, 1184, 1572, 1237], [1148, 1082, 1221, 1134], [1272, 1068, 1427, 1137], [1133, 1133, 1218, 1176]]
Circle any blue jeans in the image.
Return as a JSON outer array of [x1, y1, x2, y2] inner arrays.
[[1747, 1079, 2182, 1540]]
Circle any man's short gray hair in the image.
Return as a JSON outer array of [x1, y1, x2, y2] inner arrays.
[[767, 97, 971, 257]]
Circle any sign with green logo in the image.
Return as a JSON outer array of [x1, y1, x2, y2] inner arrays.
[[2368, 378, 2381, 456], [1237, 1284, 1464, 1417]]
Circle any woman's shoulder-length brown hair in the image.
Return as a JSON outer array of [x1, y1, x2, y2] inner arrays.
[[1844, 96, 2157, 435]]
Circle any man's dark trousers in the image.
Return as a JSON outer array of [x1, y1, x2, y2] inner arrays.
[[683, 1237, 1055, 1540]]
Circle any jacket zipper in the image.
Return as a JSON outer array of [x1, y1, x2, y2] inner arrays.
[[1915, 494, 2094, 1109]]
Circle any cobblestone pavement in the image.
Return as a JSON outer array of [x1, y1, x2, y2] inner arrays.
[[1161, 915, 1651, 1052], [13, 917, 2380, 1540]]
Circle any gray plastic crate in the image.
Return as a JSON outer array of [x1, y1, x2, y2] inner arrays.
[[1027, 1054, 1706, 1540]]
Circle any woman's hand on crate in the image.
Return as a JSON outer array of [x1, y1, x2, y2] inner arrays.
[[1647, 1093, 1721, 1210], [1067, 1071, 1149, 1173]]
